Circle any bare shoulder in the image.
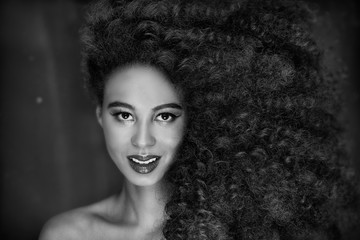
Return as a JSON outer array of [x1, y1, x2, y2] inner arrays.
[[39, 196, 117, 240], [39, 208, 91, 240]]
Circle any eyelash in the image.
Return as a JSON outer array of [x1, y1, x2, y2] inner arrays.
[[155, 113, 177, 122], [110, 111, 178, 123], [111, 111, 134, 122]]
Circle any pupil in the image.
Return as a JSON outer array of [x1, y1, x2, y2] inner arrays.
[[122, 113, 129, 119], [162, 114, 169, 120]]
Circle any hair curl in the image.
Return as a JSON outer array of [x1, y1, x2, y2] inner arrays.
[[81, 0, 359, 239]]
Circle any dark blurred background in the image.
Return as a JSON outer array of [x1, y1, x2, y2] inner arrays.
[[0, 0, 359, 239]]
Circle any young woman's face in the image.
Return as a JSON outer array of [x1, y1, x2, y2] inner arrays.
[[97, 65, 186, 186]]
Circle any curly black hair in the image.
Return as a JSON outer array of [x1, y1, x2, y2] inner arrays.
[[81, 0, 359, 239]]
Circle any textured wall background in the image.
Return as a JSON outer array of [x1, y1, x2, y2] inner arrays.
[[0, 0, 359, 239]]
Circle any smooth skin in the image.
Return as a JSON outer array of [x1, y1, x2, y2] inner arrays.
[[39, 65, 186, 240]]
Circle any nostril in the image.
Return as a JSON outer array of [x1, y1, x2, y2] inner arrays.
[[131, 136, 156, 147], [131, 127, 156, 147]]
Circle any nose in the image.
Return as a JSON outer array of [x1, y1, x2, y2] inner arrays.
[[131, 120, 156, 148]]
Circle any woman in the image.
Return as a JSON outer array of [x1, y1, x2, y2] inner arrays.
[[40, 0, 358, 239]]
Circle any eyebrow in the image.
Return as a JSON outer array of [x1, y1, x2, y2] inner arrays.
[[107, 101, 183, 111], [107, 102, 134, 110], [152, 103, 183, 111]]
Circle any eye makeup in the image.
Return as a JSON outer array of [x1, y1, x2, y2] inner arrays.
[[107, 101, 184, 124]]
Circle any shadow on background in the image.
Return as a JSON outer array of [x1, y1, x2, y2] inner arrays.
[[0, 1, 122, 239], [0, 0, 359, 239]]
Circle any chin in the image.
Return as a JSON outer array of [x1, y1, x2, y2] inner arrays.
[[119, 161, 166, 185], [113, 154, 172, 186], [128, 172, 165, 187]]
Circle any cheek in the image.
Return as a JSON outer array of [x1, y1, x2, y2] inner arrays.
[[163, 135, 182, 150], [103, 124, 130, 153], [159, 125, 185, 150]]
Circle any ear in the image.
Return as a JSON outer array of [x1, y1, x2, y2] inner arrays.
[[96, 106, 103, 127]]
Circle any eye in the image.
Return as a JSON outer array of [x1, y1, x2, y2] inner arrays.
[[155, 113, 176, 122], [112, 112, 134, 121]]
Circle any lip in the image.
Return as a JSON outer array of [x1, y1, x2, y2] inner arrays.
[[127, 155, 161, 161], [127, 155, 161, 174]]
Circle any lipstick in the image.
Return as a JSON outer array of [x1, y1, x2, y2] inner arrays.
[[127, 155, 161, 174]]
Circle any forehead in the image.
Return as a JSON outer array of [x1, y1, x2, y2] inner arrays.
[[103, 65, 181, 106]]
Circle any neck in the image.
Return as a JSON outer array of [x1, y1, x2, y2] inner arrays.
[[120, 179, 169, 229]]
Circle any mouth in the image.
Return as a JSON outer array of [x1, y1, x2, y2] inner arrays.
[[127, 155, 161, 174]]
